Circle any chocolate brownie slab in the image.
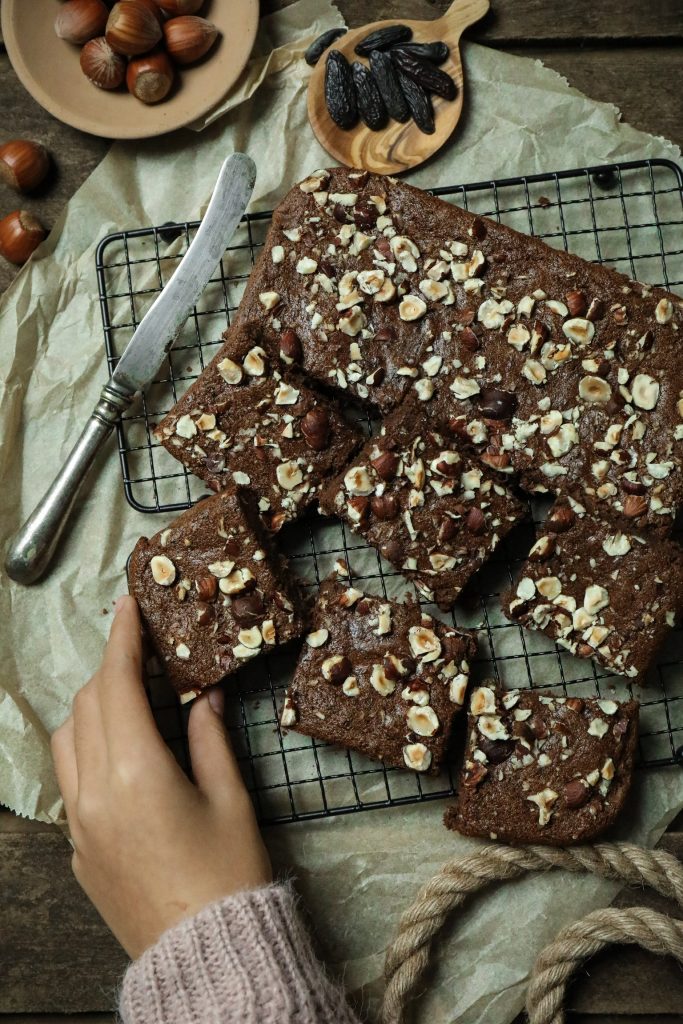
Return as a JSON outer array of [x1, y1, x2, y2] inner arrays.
[[235, 166, 682, 531], [280, 577, 478, 773], [129, 491, 304, 700], [155, 323, 362, 532], [319, 397, 527, 610], [445, 686, 638, 845], [504, 499, 683, 680]]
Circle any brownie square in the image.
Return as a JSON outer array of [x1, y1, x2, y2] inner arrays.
[[445, 685, 638, 845], [128, 490, 304, 699], [502, 320, 683, 537], [280, 577, 478, 774], [503, 498, 683, 680], [319, 397, 527, 609], [155, 322, 363, 532]]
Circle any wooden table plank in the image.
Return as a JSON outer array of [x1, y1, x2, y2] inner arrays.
[[0, 831, 127, 1014], [0, 51, 108, 295], [506, 47, 683, 149], [567, 835, 683, 1016], [315, 0, 683, 42], [1, 814, 681, 1015]]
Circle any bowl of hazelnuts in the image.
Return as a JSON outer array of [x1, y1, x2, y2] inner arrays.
[[1, 0, 259, 139]]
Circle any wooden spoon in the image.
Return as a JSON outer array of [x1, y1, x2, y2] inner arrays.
[[307, 0, 490, 176]]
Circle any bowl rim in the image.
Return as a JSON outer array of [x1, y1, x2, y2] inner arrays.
[[1, 0, 260, 140]]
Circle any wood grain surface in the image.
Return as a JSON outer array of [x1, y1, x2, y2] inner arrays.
[[0, 812, 681, 1020], [1, 1, 682, 1021]]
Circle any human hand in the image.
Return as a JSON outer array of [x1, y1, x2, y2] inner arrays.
[[51, 594, 272, 960]]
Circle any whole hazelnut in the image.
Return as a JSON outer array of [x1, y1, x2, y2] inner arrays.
[[300, 405, 330, 451], [279, 329, 303, 364], [0, 211, 47, 265], [105, 0, 162, 55], [0, 140, 50, 193], [370, 450, 399, 481], [55, 0, 109, 45], [163, 14, 218, 64], [80, 37, 127, 90], [126, 49, 175, 104]]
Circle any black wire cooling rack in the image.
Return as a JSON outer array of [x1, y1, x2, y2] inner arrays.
[[98, 159, 683, 825]]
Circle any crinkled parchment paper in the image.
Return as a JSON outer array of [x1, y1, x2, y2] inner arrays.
[[0, 2, 681, 1020]]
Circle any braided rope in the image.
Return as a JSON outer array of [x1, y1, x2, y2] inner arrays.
[[526, 906, 683, 1024], [381, 842, 683, 1024]]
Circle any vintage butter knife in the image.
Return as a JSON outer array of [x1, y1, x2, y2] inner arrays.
[[5, 152, 256, 585]]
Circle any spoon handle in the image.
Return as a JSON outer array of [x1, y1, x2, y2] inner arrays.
[[438, 0, 490, 37]]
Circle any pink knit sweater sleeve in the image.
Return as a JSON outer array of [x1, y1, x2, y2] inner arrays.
[[119, 883, 363, 1024]]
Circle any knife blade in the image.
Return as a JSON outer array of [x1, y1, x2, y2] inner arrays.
[[113, 152, 256, 393], [5, 153, 256, 585]]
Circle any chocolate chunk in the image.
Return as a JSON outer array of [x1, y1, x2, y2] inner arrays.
[[479, 387, 517, 420]]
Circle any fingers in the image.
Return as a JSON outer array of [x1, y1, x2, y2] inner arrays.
[[72, 678, 106, 782], [51, 715, 78, 821], [96, 595, 164, 752], [187, 687, 245, 801]]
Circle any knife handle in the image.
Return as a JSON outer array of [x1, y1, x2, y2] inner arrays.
[[5, 381, 134, 586]]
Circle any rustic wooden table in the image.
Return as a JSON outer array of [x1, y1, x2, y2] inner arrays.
[[1, 1, 682, 1021]]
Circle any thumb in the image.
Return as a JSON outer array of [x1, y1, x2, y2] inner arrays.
[[187, 687, 244, 801]]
